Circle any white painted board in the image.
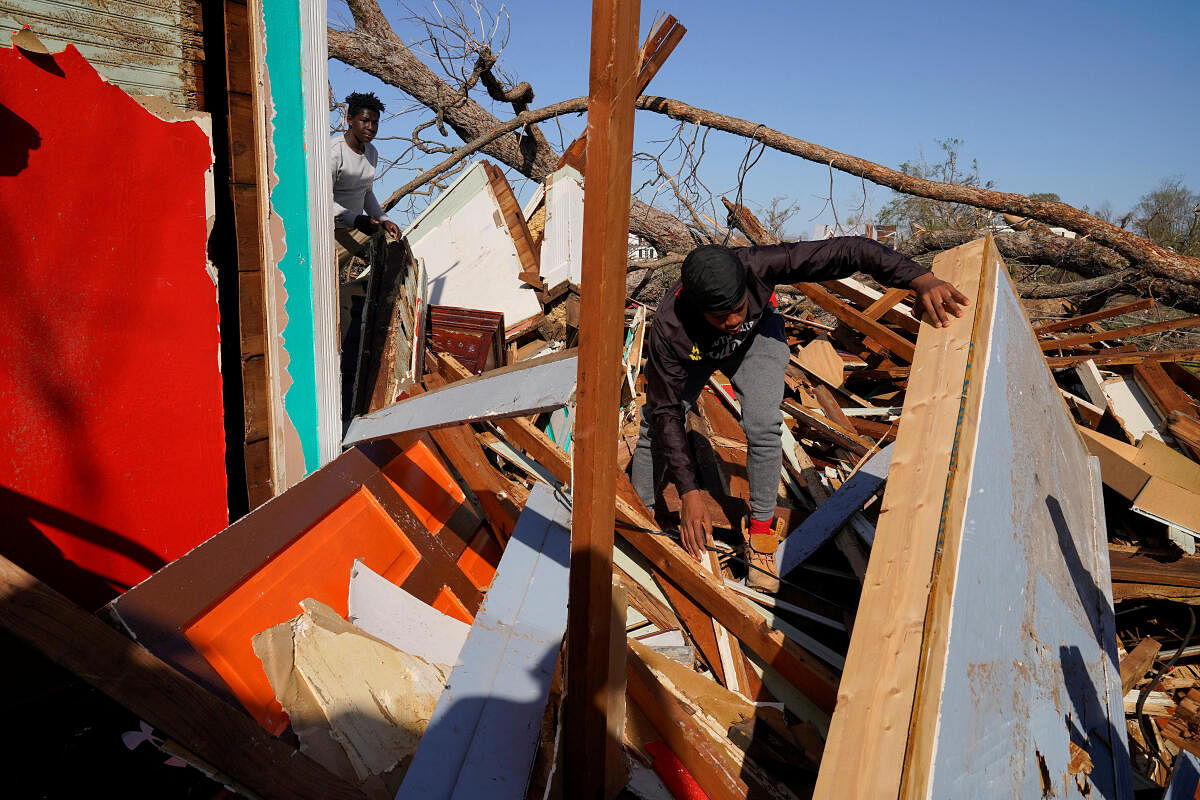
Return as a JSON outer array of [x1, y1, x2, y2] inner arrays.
[[919, 267, 1130, 799], [343, 351, 576, 446], [347, 560, 470, 668], [404, 161, 543, 324]]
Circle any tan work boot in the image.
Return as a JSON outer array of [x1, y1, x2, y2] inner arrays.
[[743, 516, 783, 593]]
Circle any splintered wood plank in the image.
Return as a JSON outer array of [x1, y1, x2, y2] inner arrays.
[[1120, 638, 1163, 696], [482, 161, 543, 291], [1033, 298, 1156, 335], [812, 238, 985, 800], [1040, 315, 1200, 350], [562, 1, 641, 794], [796, 281, 917, 362], [0, 555, 363, 800]]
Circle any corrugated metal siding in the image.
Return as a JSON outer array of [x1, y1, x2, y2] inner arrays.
[[0, 0, 205, 110]]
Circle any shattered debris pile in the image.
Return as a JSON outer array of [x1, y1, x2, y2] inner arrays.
[[6, 13, 1200, 800], [97, 160, 1200, 799]]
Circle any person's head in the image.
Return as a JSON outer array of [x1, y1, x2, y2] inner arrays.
[[681, 245, 749, 334], [344, 91, 385, 145]]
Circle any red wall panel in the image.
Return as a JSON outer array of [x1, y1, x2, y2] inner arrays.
[[0, 42, 228, 607]]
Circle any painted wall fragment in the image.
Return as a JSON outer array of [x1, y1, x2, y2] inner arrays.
[[0, 38, 227, 606]]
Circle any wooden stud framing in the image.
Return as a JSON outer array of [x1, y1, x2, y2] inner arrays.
[[562, 2, 641, 796], [796, 281, 917, 362]]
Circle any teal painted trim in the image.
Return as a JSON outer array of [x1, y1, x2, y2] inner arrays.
[[262, 0, 319, 473]]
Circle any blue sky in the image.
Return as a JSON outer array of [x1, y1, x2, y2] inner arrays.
[[329, 0, 1199, 236]]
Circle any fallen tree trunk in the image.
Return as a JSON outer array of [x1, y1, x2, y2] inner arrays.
[[330, 1, 1200, 295], [637, 95, 1200, 287]]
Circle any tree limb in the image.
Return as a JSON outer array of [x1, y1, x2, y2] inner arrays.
[[331, 1, 1199, 292], [634, 95, 1200, 287]]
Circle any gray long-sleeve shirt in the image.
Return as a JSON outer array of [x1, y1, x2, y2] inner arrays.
[[643, 236, 929, 496], [331, 136, 387, 229]]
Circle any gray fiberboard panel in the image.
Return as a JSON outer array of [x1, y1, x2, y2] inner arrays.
[[923, 269, 1130, 799]]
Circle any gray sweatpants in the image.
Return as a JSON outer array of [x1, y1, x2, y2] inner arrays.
[[631, 317, 791, 522]]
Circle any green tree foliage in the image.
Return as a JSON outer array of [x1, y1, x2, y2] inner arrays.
[[878, 138, 995, 234], [1132, 177, 1200, 257]]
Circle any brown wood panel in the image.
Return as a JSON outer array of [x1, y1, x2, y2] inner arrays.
[[238, 270, 266, 355], [241, 353, 270, 441]]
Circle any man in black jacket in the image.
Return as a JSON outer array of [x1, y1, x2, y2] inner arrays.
[[631, 237, 969, 563]]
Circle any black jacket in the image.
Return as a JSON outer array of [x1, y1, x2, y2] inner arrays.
[[643, 236, 928, 495]]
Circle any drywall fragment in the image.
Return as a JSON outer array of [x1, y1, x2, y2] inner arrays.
[[253, 599, 449, 790]]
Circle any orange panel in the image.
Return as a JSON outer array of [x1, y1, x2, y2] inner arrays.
[[381, 438, 465, 533], [456, 523, 502, 591], [182, 488, 421, 734], [433, 585, 473, 625]]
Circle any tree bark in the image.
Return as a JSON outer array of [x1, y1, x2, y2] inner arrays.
[[900, 226, 1200, 312], [329, 1, 699, 255]]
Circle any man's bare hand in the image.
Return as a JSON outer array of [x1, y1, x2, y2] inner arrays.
[[382, 219, 401, 240], [679, 489, 714, 560], [910, 273, 970, 328]]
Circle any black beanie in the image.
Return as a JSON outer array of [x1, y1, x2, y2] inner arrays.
[[681, 245, 746, 314]]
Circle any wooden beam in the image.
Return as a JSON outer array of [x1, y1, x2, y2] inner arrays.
[[1135, 362, 1200, 458], [1040, 315, 1200, 351], [1110, 548, 1200, 589], [813, 238, 986, 800], [0, 554, 364, 800], [796, 281, 917, 362], [422, 376, 521, 543], [1032, 297, 1155, 335], [1120, 637, 1163, 696], [1044, 348, 1200, 368], [563, 1, 640, 796], [557, 14, 685, 173]]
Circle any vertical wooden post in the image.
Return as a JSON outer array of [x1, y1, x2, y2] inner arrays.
[[563, 0, 640, 797]]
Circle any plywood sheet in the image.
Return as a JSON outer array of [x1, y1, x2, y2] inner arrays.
[[397, 482, 571, 799], [538, 165, 585, 288]]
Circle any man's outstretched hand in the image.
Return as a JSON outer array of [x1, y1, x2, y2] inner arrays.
[[679, 489, 714, 560], [910, 273, 970, 328]]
